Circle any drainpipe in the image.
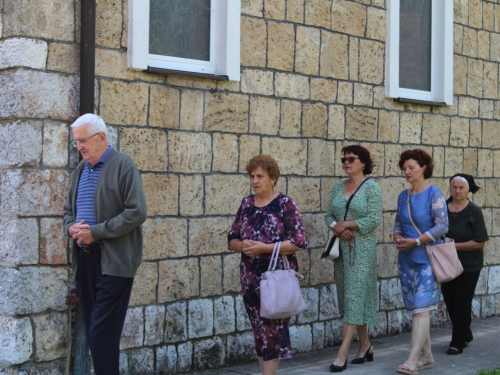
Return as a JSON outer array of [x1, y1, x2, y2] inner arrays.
[[72, 0, 96, 374]]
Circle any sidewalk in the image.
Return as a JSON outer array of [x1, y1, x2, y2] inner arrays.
[[191, 315, 500, 375]]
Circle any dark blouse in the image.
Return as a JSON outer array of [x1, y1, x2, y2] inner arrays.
[[446, 201, 489, 272]]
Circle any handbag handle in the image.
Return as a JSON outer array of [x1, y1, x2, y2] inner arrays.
[[406, 190, 423, 236], [267, 241, 290, 271]]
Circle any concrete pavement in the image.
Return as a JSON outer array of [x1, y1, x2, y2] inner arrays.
[[191, 315, 500, 375]]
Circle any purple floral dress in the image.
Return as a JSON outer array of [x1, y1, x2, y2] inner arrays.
[[228, 193, 307, 361]]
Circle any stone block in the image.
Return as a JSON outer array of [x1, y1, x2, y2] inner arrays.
[[305, 0, 330, 28], [96, 49, 162, 83], [223, 253, 241, 293], [122, 347, 154, 374], [142, 218, 187, 260], [328, 105, 345, 140], [241, 69, 274, 96], [141, 173, 177, 215], [324, 318, 343, 346], [310, 78, 337, 103], [267, 21, 294, 71], [491, 33, 500, 62], [144, 305, 165, 346], [158, 259, 199, 302], [319, 284, 339, 320], [297, 288, 319, 323], [476, 268, 488, 295], [380, 278, 404, 310], [121, 307, 143, 350], [464, 148, 478, 176], [454, 24, 464, 55], [235, 295, 252, 331], [165, 302, 187, 343], [366, 7, 385, 41], [484, 2, 495, 32], [40, 218, 67, 265], [484, 62, 499, 100], [454, 0, 468, 25], [250, 97, 280, 135], [345, 107, 378, 141], [302, 103, 327, 138], [200, 256, 223, 297], [482, 120, 500, 149], [353, 83, 373, 107], [422, 115, 450, 146], [264, 0, 285, 19], [469, 0, 483, 29], [349, 37, 359, 81], [239, 135, 262, 173], [331, 1, 366, 37], [454, 56, 467, 96], [177, 341, 193, 372], [129, 262, 157, 306], [463, 27, 478, 58], [156, 345, 177, 374], [488, 265, 500, 294], [3, 0, 74, 41], [188, 299, 214, 339], [0, 169, 68, 216], [320, 31, 349, 80], [495, 151, 500, 177], [226, 332, 255, 364], [241, 0, 263, 17], [100, 80, 148, 126], [382, 212, 397, 243], [467, 58, 484, 98], [96, 0, 122, 48], [43, 121, 68, 167], [377, 244, 399, 278], [189, 216, 235, 256], [280, 100, 302, 137], [213, 133, 239, 172], [478, 30, 490, 61], [481, 295, 496, 318], [444, 148, 464, 179], [0, 38, 47, 69], [0, 316, 33, 365], [205, 176, 249, 216], [33, 311, 67, 362], [449, 117, 469, 147], [469, 119, 482, 147], [378, 111, 399, 143], [480, 100, 494, 119], [359, 40, 384, 85], [288, 178, 321, 212], [295, 26, 320, 75], [321, 177, 338, 212], [204, 92, 249, 133], [214, 295, 235, 335], [290, 324, 312, 353], [0, 121, 42, 168], [308, 139, 335, 177], [180, 175, 204, 216], [0, 218, 38, 266], [0, 70, 78, 120], [297, 248, 311, 286], [387, 309, 412, 335], [241, 17, 266, 67], [179, 90, 204, 131], [477, 149, 494, 177], [275, 72, 310, 100], [48, 42, 79, 74], [149, 86, 180, 129], [193, 337, 225, 371], [311, 249, 335, 285], [168, 131, 211, 173], [262, 137, 307, 175], [399, 113, 422, 144]]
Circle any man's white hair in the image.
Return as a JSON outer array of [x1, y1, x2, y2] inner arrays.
[[71, 114, 108, 136]]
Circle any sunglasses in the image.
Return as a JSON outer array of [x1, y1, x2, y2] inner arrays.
[[341, 156, 359, 164]]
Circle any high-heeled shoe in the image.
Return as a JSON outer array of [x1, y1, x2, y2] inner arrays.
[[329, 359, 347, 372], [446, 346, 463, 355], [351, 345, 373, 364]]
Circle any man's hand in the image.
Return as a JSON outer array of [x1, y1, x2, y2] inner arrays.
[[70, 221, 95, 245]]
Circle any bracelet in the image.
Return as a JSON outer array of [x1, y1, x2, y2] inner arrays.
[[415, 238, 421, 246]]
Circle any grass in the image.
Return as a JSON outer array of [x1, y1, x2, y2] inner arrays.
[[477, 370, 500, 375]]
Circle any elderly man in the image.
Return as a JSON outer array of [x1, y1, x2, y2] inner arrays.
[[63, 113, 147, 375]]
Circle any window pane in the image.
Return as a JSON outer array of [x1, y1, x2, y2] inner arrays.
[[399, 0, 431, 91], [149, 0, 211, 61]]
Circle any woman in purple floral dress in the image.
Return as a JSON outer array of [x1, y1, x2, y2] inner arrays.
[[228, 155, 307, 375]]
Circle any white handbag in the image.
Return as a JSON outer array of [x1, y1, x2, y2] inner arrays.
[[260, 242, 307, 319]]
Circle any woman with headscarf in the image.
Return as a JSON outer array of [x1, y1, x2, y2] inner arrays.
[[442, 174, 489, 355]]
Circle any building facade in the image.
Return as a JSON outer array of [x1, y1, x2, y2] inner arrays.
[[0, 0, 499, 373]]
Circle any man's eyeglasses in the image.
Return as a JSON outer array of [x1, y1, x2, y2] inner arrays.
[[341, 156, 359, 164], [71, 132, 101, 147]]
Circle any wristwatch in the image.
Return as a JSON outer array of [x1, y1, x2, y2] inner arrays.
[[330, 221, 337, 228], [415, 238, 421, 246]]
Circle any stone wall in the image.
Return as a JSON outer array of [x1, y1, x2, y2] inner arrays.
[[0, 0, 499, 373]]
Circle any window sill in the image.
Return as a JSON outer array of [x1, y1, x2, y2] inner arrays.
[[147, 67, 229, 81], [394, 97, 446, 107]]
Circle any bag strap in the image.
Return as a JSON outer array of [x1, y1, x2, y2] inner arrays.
[[268, 241, 290, 271], [343, 178, 370, 221], [406, 190, 423, 236]]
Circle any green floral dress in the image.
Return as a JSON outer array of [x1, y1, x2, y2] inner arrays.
[[325, 179, 383, 325]]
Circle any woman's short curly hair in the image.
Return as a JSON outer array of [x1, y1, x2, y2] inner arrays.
[[246, 155, 280, 183], [398, 149, 434, 179], [342, 145, 374, 175]]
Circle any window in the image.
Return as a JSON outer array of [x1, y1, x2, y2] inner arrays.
[[128, 0, 240, 81], [385, 0, 453, 105]]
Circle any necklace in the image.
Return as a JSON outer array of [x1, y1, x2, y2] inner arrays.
[[254, 191, 277, 207]]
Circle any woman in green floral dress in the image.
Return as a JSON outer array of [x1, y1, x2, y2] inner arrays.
[[325, 145, 383, 372]]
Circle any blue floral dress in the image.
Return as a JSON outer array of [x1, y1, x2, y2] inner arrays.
[[394, 186, 449, 313], [228, 193, 307, 361]]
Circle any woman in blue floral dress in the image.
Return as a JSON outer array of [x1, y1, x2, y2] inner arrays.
[[228, 155, 307, 375], [393, 150, 448, 375]]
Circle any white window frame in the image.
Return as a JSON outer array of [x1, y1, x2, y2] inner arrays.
[[385, 0, 453, 105], [128, 0, 240, 81]]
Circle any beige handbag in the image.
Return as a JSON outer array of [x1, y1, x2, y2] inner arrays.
[[406, 191, 463, 283]]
